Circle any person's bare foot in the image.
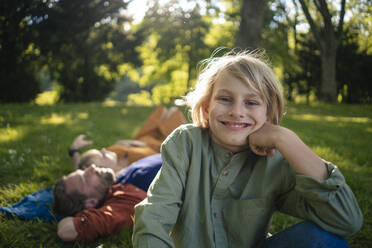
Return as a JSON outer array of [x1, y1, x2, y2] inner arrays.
[[160, 107, 169, 120], [163, 107, 178, 120]]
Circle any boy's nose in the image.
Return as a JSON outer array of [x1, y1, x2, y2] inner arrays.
[[230, 103, 245, 117]]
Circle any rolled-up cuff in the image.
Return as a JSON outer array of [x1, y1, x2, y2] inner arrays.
[[294, 162, 345, 201]]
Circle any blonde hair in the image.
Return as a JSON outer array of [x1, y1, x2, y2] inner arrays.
[[78, 149, 104, 169], [184, 49, 284, 127]]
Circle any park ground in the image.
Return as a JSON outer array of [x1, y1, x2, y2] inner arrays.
[[0, 102, 371, 247]]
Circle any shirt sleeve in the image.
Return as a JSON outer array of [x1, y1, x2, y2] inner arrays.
[[277, 162, 363, 237], [73, 184, 146, 242], [132, 130, 189, 248]]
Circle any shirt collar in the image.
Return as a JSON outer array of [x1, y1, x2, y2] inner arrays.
[[209, 133, 254, 164]]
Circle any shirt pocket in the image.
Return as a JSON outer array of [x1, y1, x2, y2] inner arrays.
[[222, 198, 272, 247]]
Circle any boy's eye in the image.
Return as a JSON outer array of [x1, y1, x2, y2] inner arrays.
[[218, 96, 231, 102], [245, 100, 259, 106]]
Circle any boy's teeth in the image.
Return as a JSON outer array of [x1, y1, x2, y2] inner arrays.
[[227, 122, 248, 127]]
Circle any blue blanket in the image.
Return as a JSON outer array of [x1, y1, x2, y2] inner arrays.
[[0, 153, 162, 222], [0, 188, 62, 222]]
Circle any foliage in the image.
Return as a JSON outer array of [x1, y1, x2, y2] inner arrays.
[[109, 76, 142, 103], [290, 32, 321, 102], [34, 89, 60, 106], [1, 0, 371, 105], [127, 90, 154, 106], [34, 0, 143, 102], [296, 0, 347, 102], [0, 1, 41, 103], [135, 0, 211, 103], [337, 27, 372, 103], [0, 103, 371, 247], [0, 0, 143, 103], [291, 28, 372, 104], [345, 0, 372, 54]]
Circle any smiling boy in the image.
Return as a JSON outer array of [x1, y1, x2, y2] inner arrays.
[[132, 50, 362, 248]]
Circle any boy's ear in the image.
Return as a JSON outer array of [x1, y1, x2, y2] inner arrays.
[[84, 198, 99, 209], [201, 102, 209, 120]]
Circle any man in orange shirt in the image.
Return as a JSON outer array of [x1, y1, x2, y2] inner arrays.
[[54, 154, 163, 242]]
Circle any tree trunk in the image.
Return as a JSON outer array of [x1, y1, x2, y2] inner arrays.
[[296, 0, 345, 103], [319, 41, 338, 102], [235, 0, 267, 50]]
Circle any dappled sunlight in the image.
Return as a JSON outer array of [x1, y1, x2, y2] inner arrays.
[[40, 113, 71, 125], [0, 182, 45, 202], [35, 155, 54, 169], [96, 64, 120, 81], [121, 108, 129, 115], [0, 127, 24, 143], [290, 114, 370, 124], [102, 99, 120, 107], [77, 112, 89, 120], [312, 146, 355, 170], [127, 91, 154, 106], [34, 90, 59, 106], [312, 146, 343, 161]]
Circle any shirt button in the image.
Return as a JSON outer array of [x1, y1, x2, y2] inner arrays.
[[222, 170, 229, 176]]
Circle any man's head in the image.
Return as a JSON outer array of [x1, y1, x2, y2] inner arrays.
[[78, 148, 118, 170], [53, 164, 116, 216]]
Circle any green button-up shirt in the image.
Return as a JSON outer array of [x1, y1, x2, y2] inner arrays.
[[133, 124, 362, 248]]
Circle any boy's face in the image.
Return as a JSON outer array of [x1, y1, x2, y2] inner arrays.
[[203, 71, 267, 153]]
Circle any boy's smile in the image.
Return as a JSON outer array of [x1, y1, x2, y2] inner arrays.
[[204, 71, 268, 153], [220, 121, 252, 130]]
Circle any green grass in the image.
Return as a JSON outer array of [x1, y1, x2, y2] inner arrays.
[[0, 102, 371, 247]]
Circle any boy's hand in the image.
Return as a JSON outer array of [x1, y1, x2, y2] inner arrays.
[[248, 122, 280, 156], [249, 123, 328, 180], [71, 134, 93, 150]]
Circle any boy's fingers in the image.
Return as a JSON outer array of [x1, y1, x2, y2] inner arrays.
[[266, 148, 275, 156], [250, 145, 275, 156]]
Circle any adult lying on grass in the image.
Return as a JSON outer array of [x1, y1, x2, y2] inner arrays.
[[52, 106, 185, 242], [69, 105, 185, 174], [0, 106, 185, 224], [53, 154, 162, 242]]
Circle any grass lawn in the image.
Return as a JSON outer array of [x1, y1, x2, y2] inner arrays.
[[0, 102, 371, 247]]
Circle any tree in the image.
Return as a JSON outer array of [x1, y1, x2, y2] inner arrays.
[[261, 0, 300, 102], [294, 32, 322, 103], [35, 0, 142, 102], [297, 0, 346, 102], [235, 0, 268, 49], [0, 1, 41, 102], [0, 0, 142, 103], [135, 0, 210, 103], [337, 27, 372, 103]]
